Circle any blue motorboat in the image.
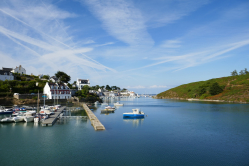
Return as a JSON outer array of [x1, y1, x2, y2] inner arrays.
[[123, 108, 145, 118]]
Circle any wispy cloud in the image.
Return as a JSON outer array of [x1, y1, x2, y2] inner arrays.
[[83, 0, 154, 46], [160, 40, 181, 48], [0, 0, 115, 81]]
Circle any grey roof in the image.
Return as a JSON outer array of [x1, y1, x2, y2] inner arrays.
[[2, 67, 13, 72]]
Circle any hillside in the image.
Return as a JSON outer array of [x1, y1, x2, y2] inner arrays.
[[0, 74, 47, 97], [155, 74, 249, 103]]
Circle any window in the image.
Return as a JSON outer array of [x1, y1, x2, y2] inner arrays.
[[59, 96, 60, 99]]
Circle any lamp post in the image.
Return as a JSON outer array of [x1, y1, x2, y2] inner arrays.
[[36, 82, 39, 114]]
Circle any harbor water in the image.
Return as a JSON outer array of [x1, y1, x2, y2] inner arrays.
[[1, 97, 249, 165]]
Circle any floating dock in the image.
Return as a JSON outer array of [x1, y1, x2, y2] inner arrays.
[[41, 106, 66, 126], [83, 103, 105, 130]]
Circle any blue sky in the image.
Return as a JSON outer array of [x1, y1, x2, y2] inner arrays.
[[0, 0, 249, 94]]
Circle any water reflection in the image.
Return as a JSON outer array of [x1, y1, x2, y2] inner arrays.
[[123, 117, 144, 127]]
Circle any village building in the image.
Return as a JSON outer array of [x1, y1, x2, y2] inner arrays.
[[0, 67, 14, 81], [76, 79, 90, 90], [49, 76, 59, 83], [11, 65, 26, 75], [129, 91, 137, 97], [43, 82, 71, 99]]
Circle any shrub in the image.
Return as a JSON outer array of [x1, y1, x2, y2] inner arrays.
[[209, 82, 223, 95]]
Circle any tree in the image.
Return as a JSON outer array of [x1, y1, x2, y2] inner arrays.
[[111, 86, 117, 90], [55, 71, 71, 83], [121, 88, 127, 92], [244, 68, 249, 74], [209, 82, 223, 95], [106, 85, 111, 91], [239, 70, 245, 75], [42, 75, 50, 79], [231, 70, 238, 76]]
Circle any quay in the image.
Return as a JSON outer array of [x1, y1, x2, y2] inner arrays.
[[41, 106, 66, 126], [60, 116, 87, 119], [83, 103, 105, 131]]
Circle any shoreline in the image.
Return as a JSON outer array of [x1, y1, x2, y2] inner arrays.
[[153, 96, 249, 104]]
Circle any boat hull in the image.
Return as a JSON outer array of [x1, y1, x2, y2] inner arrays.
[[0, 111, 13, 115], [0, 118, 14, 123], [13, 117, 24, 122], [24, 116, 34, 122], [123, 114, 144, 118]]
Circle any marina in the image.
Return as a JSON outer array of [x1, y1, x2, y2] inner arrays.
[[41, 106, 66, 126]]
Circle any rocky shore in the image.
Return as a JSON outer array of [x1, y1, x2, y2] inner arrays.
[[153, 96, 248, 104]]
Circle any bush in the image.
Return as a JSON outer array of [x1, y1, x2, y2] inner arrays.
[[32, 96, 37, 100], [210, 82, 223, 95]]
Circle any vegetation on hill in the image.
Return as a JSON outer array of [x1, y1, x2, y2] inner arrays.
[[0, 73, 47, 97], [156, 68, 249, 103]]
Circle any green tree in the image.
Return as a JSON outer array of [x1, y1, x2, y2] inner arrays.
[[42, 75, 50, 79], [121, 88, 127, 92], [239, 70, 245, 75], [231, 70, 238, 76], [197, 86, 206, 96], [209, 82, 223, 95], [244, 68, 249, 74], [55, 71, 71, 83], [106, 85, 111, 91]]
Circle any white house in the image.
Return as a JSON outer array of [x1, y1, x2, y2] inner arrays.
[[129, 91, 137, 97], [49, 76, 59, 83], [43, 82, 71, 99], [11, 65, 26, 75], [0, 67, 14, 81], [76, 79, 90, 90]]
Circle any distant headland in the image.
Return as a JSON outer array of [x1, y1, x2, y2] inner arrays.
[[154, 68, 249, 104]]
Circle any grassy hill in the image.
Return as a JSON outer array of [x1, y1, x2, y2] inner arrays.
[[155, 74, 249, 103]]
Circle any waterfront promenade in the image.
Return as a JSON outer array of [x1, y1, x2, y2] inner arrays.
[[83, 103, 105, 130]]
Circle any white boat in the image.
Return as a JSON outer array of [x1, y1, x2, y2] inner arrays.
[[40, 105, 52, 115], [123, 108, 145, 118], [34, 117, 40, 123], [13, 116, 25, 122], [101, 103, 108, 105], [0, 117, 14, 123], [24, 116, 34, 122], [0, 106, 13, 115], [114, 102, 124, 106], [105, 106, 115, 110], [24, 111, 36, 122]]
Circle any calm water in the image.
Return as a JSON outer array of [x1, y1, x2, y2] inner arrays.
[[1, 98, 249, 166]]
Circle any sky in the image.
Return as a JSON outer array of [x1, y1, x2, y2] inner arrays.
[[0, 0, 249, 94]]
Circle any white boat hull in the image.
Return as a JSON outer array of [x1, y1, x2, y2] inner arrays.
[[1, 117, 14, 123], [13, 116, 24, 122], [24, 116, 34, 122], [34, 117, 39, 123]]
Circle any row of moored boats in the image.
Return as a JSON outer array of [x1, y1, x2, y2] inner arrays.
[[0, 105, 61, 123]]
